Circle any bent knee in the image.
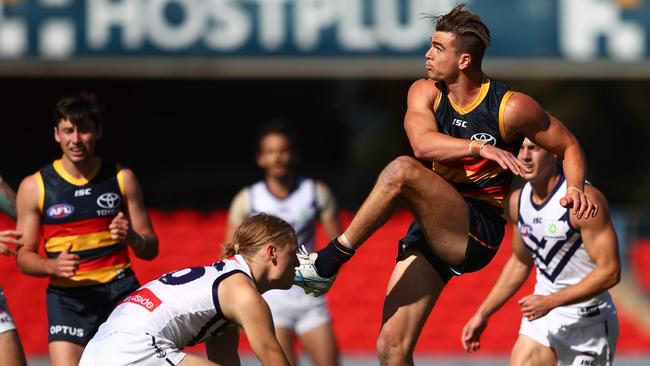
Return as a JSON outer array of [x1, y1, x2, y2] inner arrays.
[[379, 156, 423, 188], [376, 331, 413, 365]]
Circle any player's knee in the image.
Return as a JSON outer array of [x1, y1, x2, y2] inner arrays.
[[376, 331, 411, 365], [379, 156, 419, 190]]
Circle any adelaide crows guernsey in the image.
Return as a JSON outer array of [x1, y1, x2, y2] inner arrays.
[[433, 78, 523, 208], [518, 174, 612, 317], [38, 159, 132, 287]]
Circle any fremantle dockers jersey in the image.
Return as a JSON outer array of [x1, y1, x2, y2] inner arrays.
[[433, 78, 523, 208], [518, 174, 612, 314], [248, 177, 319, 251], [97, 255, 252, 349], [38, 159, 131, 287]]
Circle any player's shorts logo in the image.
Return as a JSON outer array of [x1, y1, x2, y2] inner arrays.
[[470, 133, 497, 146], [47, 204, 75, 219], [97, 192, 121, 209]]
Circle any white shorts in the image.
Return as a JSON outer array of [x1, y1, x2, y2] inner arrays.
[[263, 285, 331, 335], [519, 304, 619, 366], [0, 287, 17, 334], [79, 330, 186, 366]]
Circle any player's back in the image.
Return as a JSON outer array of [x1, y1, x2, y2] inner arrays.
[[94, 255, 252, 348]]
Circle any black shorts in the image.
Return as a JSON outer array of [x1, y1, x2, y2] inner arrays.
[[397, 198, 506, 283], [46, 269, 140, 345]]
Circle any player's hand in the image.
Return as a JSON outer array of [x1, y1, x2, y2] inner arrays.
[[109, 212, 133, 241], [478, 144, 530, 178], [560, 188, 598, 219], [50, 243, 80, 278], [518, 294, 552, 321], [461, 313, 488, 353], [0, 229, 23, 256]]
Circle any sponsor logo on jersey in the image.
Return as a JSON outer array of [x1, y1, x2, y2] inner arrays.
[[74, 188, 92, 197], [452, 118, 468, 128], [97, 192, 121, 209], [470, 133, 497, 146], [520, 224, 533, 237], [49, 325, 84, 337], [120, 288, 162, 312], [46, 204, 75, 219]]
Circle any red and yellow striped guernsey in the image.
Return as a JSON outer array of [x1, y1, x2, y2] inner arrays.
[[433, 78, 523, 209], [38, 159, 132, 287]]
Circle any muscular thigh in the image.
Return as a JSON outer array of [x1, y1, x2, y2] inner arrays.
[[510, 335, 557, 366], [394, 157, 469, 265], [379, 251, 445, 351]]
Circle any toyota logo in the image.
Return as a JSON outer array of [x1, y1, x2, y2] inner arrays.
[[97, 192, 121, 209], [470, 133, 497, 146]]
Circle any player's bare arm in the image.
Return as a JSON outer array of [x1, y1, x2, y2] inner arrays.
[[316, 181, 342, 240], [224, 189, 250, 243], [112, 167, 158, 260], [404, 79, 527, 177], [503, 92, 596, 219], [219, 274, 290, 366], [518, 186, 620, 320], [16, 174, 80, 277], [461, 189, 534, 352], [0, 177, 17, 220]]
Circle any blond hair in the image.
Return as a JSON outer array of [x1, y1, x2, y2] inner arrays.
[[223, 213, 296, 257], [428, 4, 491, 67]]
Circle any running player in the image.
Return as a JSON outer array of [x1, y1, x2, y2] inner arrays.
[[461, 139, 619, 365], [226, 122, 340, 366], [294, 4, 597, 365], [16, 93, 159, 366], [0, 175, 27, 366], [79, 213, 296, 366]]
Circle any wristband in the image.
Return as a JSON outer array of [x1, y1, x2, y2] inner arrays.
[[567, 186, 584, 194]]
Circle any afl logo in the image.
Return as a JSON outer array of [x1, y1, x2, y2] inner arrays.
[[47, 204, 74, 219], [520, 224, 533, 237], [470, 133, 496, 146], [97, 192, 121, 209]]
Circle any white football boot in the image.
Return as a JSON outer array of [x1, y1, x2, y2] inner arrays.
[[294, 245, 336, 297]]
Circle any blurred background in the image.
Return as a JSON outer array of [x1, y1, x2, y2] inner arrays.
[[0, 0, 649, 364]]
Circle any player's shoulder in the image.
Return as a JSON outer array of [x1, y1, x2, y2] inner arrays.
[[409, 78, 441, 93], [505, 187, 523, 221]]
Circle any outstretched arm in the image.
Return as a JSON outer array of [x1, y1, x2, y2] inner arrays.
[[219, 274, 290, 366], [461, 190, 533, 352], [0, 175, 17, 220], [504, 93, 596, 219], [110, 168, 158, 260], [518, 186, 620, 320]]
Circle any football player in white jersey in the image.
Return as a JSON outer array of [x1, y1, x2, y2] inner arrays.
[[79, 213, 297, 366], [461, 139, 620, 366], [226, 122, 340, 366]]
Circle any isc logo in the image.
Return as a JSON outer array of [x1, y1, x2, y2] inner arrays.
[[47, 204, 75, 219], [452, 118, 468, 128]]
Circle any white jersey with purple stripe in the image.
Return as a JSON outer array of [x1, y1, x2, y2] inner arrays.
[[92, 255, 251, 348], [518, 174, 613, 319]]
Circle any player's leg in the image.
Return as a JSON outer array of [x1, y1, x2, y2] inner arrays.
[[376, 251, 445, 366], [0, 330, 26, 366], [509, 335, 557, 366], [49, 341, 84, 366], [330, 156, 470, 268], [274, 327, 298, 366], [299, 323, 339, 366]]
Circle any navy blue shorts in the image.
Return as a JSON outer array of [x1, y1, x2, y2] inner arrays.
[[397, 198, 506, 283], [46, 269, 140, 345]]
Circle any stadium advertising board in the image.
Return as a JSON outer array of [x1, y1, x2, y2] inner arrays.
[[1, 0, 649, 77]]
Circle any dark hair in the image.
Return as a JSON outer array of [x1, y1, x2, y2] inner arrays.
[[256, 119, 298, 154], [54, 92, 104, 128], [428, 4, 491, 67], [222, 213, 297, 258]]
